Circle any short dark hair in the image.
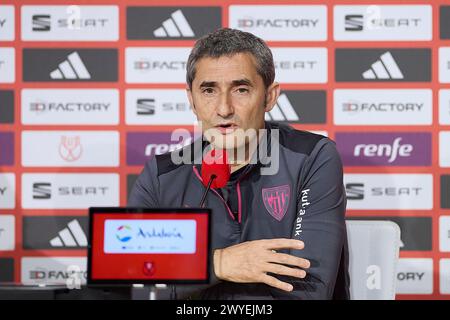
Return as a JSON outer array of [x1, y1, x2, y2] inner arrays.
[[186, 28, 275, 89]]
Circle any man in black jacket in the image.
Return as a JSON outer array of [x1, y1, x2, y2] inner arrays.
[[129, 28, 350, 299]]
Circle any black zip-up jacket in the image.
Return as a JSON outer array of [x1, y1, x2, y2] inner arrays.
[[128, 121, 350, 299]]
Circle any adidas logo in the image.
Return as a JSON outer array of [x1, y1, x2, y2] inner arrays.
[[362, 51, 404, 80], [153, 10, 194, 38], [265, 93, 300, 122], [49, 51, 91, 80], [49, 219, 87, 248]]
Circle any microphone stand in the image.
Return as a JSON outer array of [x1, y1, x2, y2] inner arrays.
[[199, 174, 216, 208]]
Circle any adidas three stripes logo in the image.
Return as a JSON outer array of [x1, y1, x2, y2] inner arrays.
[[362, 51, 404, 80], [50, 51, 91, 80], [153, 10, 195, 38], [265, 93, 300, 121], [49, 219, 87, 248]]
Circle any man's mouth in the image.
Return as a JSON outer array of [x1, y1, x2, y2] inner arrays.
[[215, 123, 238, 135]]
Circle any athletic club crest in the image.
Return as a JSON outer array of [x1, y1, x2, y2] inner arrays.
[[262, 184, 291, 221]]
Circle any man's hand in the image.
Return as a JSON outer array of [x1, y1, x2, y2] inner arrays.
[[213, 238, 310, 292]]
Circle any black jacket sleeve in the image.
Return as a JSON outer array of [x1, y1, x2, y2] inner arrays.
[[128, 157, 160, 207], [275, 138, 350, 299]]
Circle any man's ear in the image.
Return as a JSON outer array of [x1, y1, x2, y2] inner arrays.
[[264, 82, 280, 113], [186, 87, 198, 117]]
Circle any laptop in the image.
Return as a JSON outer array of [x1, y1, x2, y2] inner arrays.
[[87, 207, 211, 285]]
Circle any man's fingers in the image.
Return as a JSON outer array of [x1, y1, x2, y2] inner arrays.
[[259, 238, 305, 250], [268, 252, 310, 269], [264, 263, 307, 279], [260, 274, 294, 292]]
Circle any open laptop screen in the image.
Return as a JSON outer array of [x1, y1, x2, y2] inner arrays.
[[88, 208, 211, 285]]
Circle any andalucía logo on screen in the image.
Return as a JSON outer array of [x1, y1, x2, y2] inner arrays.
[[116, 225, 133, 242], [104, 220, 197, 254]]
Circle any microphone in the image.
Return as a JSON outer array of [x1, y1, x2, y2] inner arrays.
[[199, 148, 230, 207]]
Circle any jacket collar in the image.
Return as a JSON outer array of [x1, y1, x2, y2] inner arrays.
[[190, 121, 274, 182]]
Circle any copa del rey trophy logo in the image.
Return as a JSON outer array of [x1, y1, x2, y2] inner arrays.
[[59, 136, 83, 162]]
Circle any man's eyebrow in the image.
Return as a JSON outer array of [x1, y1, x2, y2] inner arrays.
[[198, 79, 253, 88], [199, 81, 217, 88], [232, 79, 253, 87]]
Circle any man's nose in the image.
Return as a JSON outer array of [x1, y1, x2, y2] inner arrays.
[[216, 93, 234, 118]]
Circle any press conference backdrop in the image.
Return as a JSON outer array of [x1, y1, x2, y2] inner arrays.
[[0, 0, 449, 299]]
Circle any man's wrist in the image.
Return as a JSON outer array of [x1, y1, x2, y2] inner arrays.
[[213, 249, 223, 280]]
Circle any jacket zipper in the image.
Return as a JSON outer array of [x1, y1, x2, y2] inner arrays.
[[192, 166, 242, 223]]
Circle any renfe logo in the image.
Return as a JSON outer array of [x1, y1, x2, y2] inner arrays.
[[354, 137, 411, 163], [104, 219, 196, 254], [335, 132, 431, 166], [126, 132, 193, 166]]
